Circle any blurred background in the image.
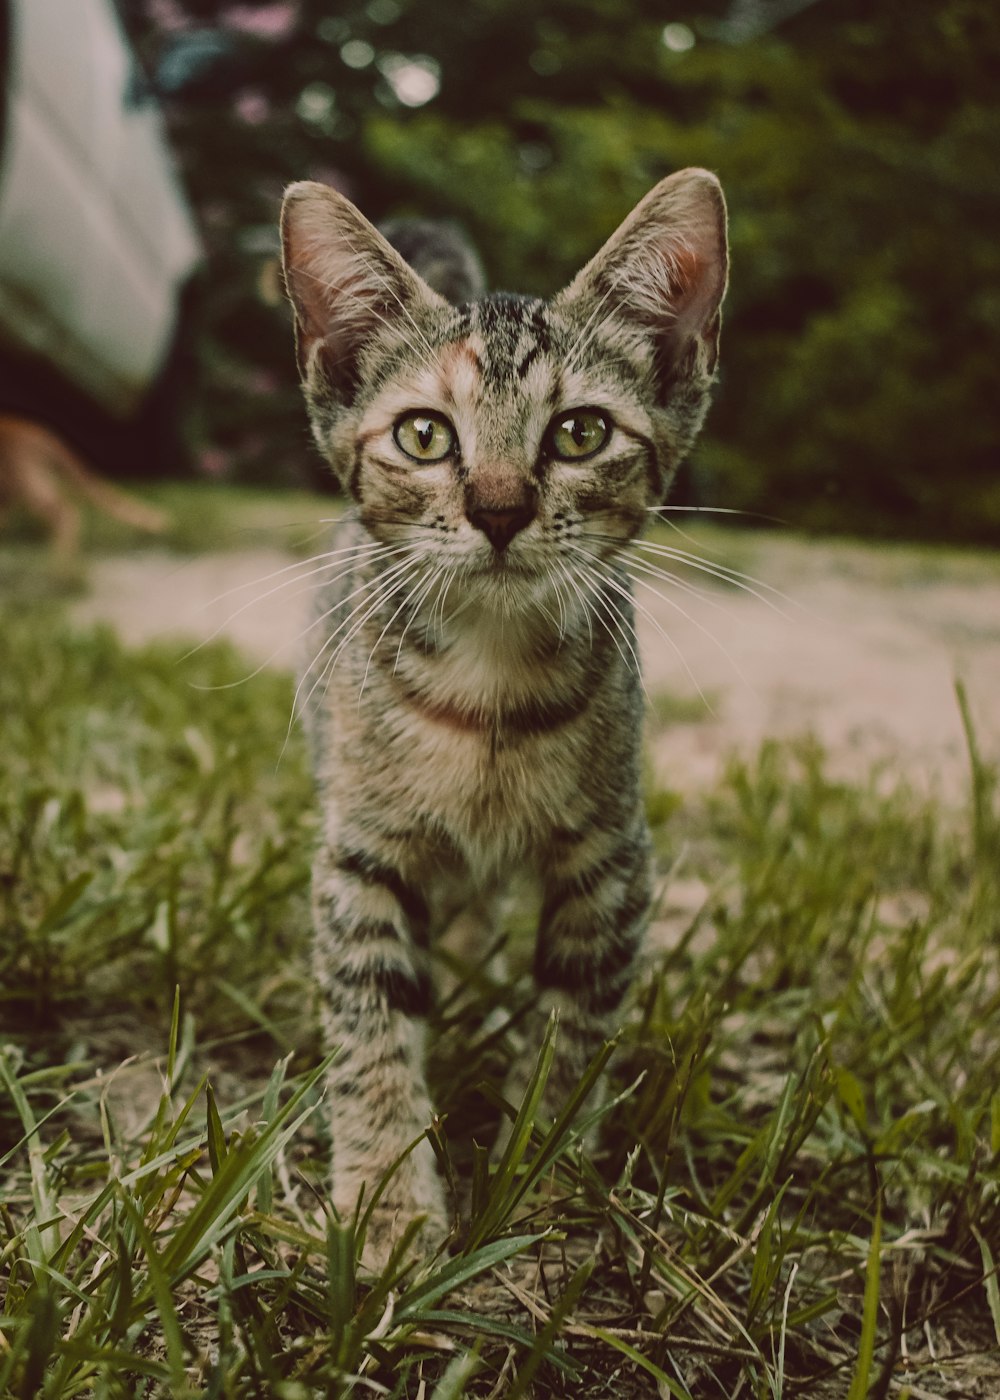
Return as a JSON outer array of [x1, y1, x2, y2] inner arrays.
[[2, 0, 998, 542]]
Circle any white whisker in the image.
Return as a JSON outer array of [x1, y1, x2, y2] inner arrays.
[[186, 547, 415, 691], [570, 553, 645, 686], [623, 556, 750, 687], [313, 563, 424, 715], [554, 558, 593, 649], [196, 536, 389, 612], [183, 539, 404, 660], [277, 567, 415, 769], [630, 539, 800, 619], [530, 583, 564, 640], [547, 566, 569, 639], [392, 563, 445, 674], [646, 504, 790, 527], [359, 559, 434, 703], [291, 552, 423, 725], [571, 546, 713, 712], [428, 565, 457, 647], [644, 509, 726, 557]]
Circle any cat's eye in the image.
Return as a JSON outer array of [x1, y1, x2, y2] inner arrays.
[[393, 412, 456, 463], [547, 409, 610, 461]]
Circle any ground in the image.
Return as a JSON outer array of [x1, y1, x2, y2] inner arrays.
[[2, 496, 999, 1397], [70, 523, 1000, 797]]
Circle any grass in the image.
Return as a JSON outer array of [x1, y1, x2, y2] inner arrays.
[[1, 535, 999, 1396]]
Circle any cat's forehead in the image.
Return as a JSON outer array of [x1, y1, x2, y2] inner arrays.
[[367, 291, 623, 414], [436, 292, 557, 390]]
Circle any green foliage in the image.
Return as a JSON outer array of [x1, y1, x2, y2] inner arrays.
[[0, 607, 315, 1037], [125, 0, 1000, 541]]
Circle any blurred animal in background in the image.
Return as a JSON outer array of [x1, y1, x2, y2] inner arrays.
[[0, 414, 169, 557]]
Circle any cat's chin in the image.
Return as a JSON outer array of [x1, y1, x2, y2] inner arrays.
[[462, 550, 536, 583], [458, 560, 570, 624]]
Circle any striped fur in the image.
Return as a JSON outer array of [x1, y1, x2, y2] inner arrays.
[[281, 169, 728, 1263]]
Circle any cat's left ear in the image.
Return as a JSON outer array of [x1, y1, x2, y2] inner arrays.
[[556, 168, 728, 382], [281, 181, 446, 396]]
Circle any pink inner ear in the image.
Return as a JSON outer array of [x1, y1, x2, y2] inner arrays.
[[291, 232, 353, 331], [672, 246, 704, 293], [661, 240, 723, 341]]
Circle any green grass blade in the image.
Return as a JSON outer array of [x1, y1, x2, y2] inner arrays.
[[0, 1049, 59, 1265], [158, 1057, 329, 1282], [118, 1192, 187, 1392], [846, 1197, 882, 1400], [463, 1015, 558, 1250], [580, 1326, 693, 1399], [397, 1234, 543, 1320], [971, 1226, 1000, 1346]]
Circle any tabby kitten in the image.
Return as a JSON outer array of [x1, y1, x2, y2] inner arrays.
[[280, 168, 728, 1264]]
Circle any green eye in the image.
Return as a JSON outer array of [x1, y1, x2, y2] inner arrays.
[[548, 409, 610, 461], [393, 412, 456, 463]]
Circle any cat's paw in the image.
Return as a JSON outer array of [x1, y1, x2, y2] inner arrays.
[[359, 1195, 449, 1275], [333, 1135, 450, 1274]]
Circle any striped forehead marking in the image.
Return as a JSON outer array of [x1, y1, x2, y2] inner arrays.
[[464, 294, 552, 384]]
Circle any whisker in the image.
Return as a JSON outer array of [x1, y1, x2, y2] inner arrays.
[[629, 539, 800, 619], [554, 559, 593, 649], [393, 563, 445, 674], [622, 550, 747, 624], [646, 504, 792, 527], [186, 547, 415, 691], [430, 565, 457, 644], [277, 564, 418, 768], [183, 539, 403, 660], [586, 528, 751, 631], [644, 509, 726, 558], [623, 556, 751, 687], [585, 527, 715, 602], [312, 562, 425, 715], [195, 536, 388, 612], [548, 566, 569, 639], [290, 552, 423, 723], [569, 553, 645, 687], [570, 546, 714, 713], [530, 581, 565, 640], [359, 559, 435, 702]]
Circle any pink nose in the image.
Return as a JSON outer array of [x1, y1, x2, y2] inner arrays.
[[467, 504, 535, 551]]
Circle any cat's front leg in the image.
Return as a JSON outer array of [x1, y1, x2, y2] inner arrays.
[[506, 814, 653, 1138], [311, 839, 447, 1268]]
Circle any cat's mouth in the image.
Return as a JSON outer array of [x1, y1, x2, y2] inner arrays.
[[478, 550, 537, 580]]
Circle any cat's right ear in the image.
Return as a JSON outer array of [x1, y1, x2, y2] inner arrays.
[[281, 182, 446, 397], [555, 169, 728, 386]]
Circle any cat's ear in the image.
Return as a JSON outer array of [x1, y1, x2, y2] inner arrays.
[[281, 181, 447, 396], [556, 168, 728, 382]]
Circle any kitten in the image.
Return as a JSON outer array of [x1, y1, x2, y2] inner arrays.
[[0, 414, 168, 557], [280, 168, 728, 1264]]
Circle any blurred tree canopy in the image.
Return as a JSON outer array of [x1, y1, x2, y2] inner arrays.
[[124, 0, 1000, 542]]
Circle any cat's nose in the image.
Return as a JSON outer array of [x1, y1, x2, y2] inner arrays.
[[467, 503, 536, 552]]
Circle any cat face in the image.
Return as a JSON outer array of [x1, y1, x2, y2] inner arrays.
[[281, 171, 727, 599]]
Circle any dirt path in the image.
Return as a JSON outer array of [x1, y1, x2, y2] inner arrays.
[[70, 533, 1000, 797]]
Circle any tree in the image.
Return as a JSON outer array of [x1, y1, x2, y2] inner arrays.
[[122, 0, 1000, 540]]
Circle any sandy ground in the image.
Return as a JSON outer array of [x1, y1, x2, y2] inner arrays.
[[70, 532, 1000, 798]]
